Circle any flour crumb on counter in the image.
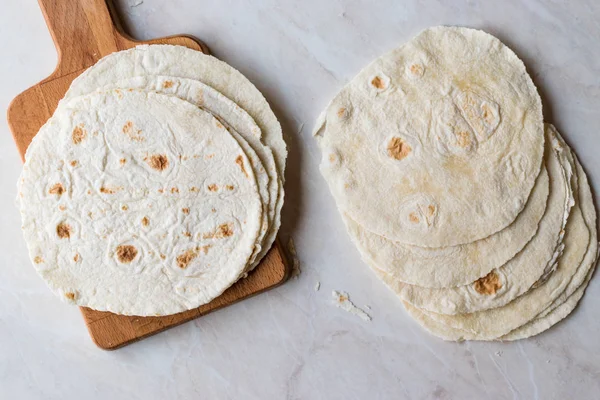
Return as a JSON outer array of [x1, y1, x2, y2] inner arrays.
[[332, 290, 371, 321], [287, 237, 301, 279], [314, 281, 320, 291], [495, 351, 503, 357]]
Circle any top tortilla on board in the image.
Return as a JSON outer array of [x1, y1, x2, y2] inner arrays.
[[18, 89, 263, 316], [97, 75, 281, 271]]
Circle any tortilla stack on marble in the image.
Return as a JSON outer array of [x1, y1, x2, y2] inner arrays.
[[314, 25, 597, 341], [17, 45, 286, 316]]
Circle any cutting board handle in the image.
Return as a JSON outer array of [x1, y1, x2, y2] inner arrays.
[[38, 0, 120, 76]]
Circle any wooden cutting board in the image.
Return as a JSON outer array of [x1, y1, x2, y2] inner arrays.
[[7, 0, 289, 350]]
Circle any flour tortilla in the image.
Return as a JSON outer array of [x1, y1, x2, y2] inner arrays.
[[374, 131, 573, 314], [402, 151, 595, 340], [64, 44, 286, 181], [96, 75, 280, 270], [315, 26, 544, 247], [18, 89, 262, 316], [344, 162, 549, 289]]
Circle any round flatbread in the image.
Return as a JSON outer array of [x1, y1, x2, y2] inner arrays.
[[18, 89, 262, 316], [97, 75, 280, 270], [315, 26, 544, 247], [64, 44, 286, 270]]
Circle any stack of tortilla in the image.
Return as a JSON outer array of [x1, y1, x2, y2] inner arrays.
[[17, 45, 286, 316], [314, 26, 597, 341]]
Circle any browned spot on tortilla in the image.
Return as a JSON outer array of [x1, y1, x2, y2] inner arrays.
[[122, 121, 144, 141], [158, 188, 164, 193], [72, 124, 87, 144], [73, 254, 80, 262], [427, 205, 436, 216], [58, 205, 66, 211], [163, 80, 174, 88], [371, 76, 385, 89], [481, 103, 497, 126], [64, 292, 76, 300], [215, 120, 224, 129], [100, 186, 120, 194], [387, 137, 412, 161], [211, 208, 216, 213], [329, 154, 336, 162], [87, 190, 92, 195], [183, 231, 192, 238], [120, 158, 126, 165], [226, 185, 234, 191], [141, 216, 149, 226], [121, 205, 128, 211], [473, 271, 502, 295], [176, 249, 198, 269], [190, 186, 199, 192], [33, 256, 43, 264], [70, 160, 78, 167], [235, 155, 249, 177], [200, 245, 211, 254], [88, 212, 93, 219], [410, 64, 423, 76], [337, 108, 346, 118], [146, 154, 169, 171], [56, 222, 71, 239], [182, 208, 190, 214], [49, 183, 64, 196], [456, 131, 472, 148], [203, 223, 234, 239], [160, 253, 166, 260], [205, 154, 215, 160], [208, 184, 218, 192], [182, 156, 188, 160], [116, 245, 138, 263], [409, 213, 420, 224], [170, 187, 179, 194]]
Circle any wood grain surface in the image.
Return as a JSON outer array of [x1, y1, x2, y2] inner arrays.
[[7, 0, 289, 350]]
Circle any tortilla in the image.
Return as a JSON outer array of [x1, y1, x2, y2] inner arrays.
[[315, 26, 544, 247], [96, 75, 280, 270], [18, 89, 263, 316]]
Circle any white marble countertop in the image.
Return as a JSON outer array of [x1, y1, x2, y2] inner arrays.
[[1, 0, 599, 398]]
